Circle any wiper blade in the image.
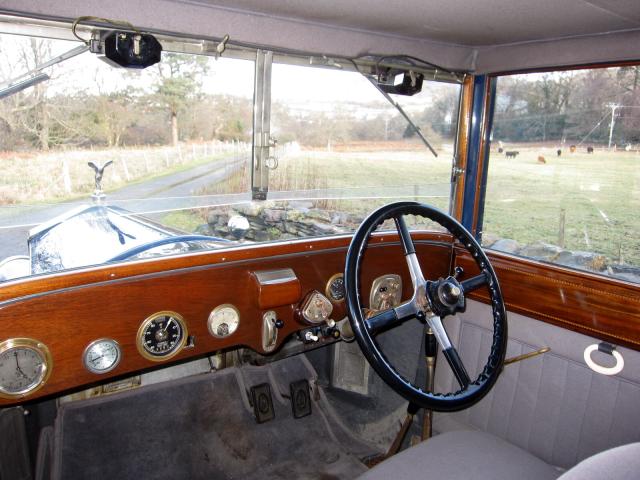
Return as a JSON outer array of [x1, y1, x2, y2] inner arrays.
[[0, 44, 89, 99], [363, 75, 438, 157]]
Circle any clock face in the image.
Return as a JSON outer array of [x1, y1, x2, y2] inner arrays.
[[137, 312, 188, 361], [0, 338, 52, 399], [83, 339, 121, 374]]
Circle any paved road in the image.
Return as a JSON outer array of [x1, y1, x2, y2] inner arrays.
[[0, 156, 247, 260]]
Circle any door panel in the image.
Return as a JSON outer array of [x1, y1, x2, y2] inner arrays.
[[434, 299, 640, 469]]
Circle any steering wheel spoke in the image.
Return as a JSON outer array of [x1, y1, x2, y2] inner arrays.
[[460, 271, 489, 294], [365, 300, 417, 334], [394, 215, 426, 290], [426, 314, 471, 389]]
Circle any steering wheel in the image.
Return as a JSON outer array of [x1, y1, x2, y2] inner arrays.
[[344, 202, 507, 412]]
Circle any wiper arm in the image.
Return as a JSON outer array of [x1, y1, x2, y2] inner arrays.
[[0, 44, 89, 99], [363, 75, 438, 157]]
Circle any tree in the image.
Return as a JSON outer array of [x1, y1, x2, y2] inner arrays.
[[154, 53, 208, 146]]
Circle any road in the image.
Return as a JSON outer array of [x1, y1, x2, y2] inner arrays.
[[0, 156, 247, 260]]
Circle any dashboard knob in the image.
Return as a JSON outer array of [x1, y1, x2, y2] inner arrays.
[[304, 331, 319, 342]]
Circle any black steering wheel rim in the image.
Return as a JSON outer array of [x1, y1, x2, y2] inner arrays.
[[344, 201, 507, 412]]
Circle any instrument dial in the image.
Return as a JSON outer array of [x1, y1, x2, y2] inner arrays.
[[137, 312, 188, 362], [208, 304, 240, 338], [83, 339, 121, 374], [0, 338, 52, 399], [326, 273, 345, 302]]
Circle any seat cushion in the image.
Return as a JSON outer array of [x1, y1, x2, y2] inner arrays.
[[558, 443, 640, 480], [358, 430, 561, 480]]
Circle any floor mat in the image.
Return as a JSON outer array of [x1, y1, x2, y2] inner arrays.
[[52, 356, 376, 480]]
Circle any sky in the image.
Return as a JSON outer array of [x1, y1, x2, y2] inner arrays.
[[0, 33, 457, 116]]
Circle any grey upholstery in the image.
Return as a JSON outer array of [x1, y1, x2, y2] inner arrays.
[[434, 301, 640, 469], [358, 430, 561, 480], [558, 443, 640, 480]]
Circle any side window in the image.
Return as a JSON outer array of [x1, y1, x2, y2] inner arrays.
[[483, 67, 640, 284]]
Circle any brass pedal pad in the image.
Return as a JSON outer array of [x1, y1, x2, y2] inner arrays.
[[290, 379, 312, 419], [250, 383, 275, 424]]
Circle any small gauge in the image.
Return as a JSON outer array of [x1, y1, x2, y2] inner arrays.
[[83, 339, 121, 374], [300, 291, 334, 325], [0, 338, 52, 399], [208, 304, 240, 338], [137, 311, 188, 362], [326, 273, 345, 302]]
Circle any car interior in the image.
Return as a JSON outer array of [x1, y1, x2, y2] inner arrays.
[[0, 1, 640, 479]]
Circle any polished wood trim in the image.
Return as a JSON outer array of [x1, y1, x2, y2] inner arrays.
[[0, 232, 453, 304], [451, 75, 474, 222], [0, 234, 453, 406], [455, 247, 640, 350]]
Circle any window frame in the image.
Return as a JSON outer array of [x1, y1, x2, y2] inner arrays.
[[462, 62, 640, 349]]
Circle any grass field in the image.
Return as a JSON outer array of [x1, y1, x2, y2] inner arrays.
[[3, 140, 638, 270], [483, 147, 640, 265]]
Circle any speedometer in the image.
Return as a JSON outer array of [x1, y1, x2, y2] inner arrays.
[[136, 311, 188, 362]]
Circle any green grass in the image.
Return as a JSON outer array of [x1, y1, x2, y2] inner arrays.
[[483, 147, 640, 264], [160, 210, 205, 232]]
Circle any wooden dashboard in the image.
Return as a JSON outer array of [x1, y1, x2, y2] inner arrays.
[[0, 233, 453, 407], [3, 230, 640, 407]]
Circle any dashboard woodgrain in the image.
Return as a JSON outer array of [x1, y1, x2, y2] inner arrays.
[[456, 247, 640, 350], [0, 233, 453, 406]]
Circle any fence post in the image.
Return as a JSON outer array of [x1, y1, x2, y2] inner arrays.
[[558, 208, 566, 248]]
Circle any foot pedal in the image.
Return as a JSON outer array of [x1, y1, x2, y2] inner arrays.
[[290, 379, 312, 418], [250, 383, 275, 424]]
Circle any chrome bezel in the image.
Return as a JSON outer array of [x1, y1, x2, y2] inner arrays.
[[136, 311, 188, 362], [0, 338, 52, 399], [82, 338, 122, 374], [208, 304, 240, 338]]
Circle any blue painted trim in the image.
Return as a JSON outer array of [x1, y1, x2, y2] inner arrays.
[[461, 75, 488, 233], [474, 78, 497, 243]]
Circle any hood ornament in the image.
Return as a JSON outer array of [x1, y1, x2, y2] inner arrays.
[[88, 160, 113, 203]]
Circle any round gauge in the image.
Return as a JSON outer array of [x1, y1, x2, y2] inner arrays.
[[136, 311, 188, 362], [0, 338, 52, 399], [208, 304, 240, 338], [83, 339, 121, 374], [326, 273, 345, 302]]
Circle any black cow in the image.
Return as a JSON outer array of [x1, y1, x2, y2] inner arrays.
[[505, 151, 519, 158]]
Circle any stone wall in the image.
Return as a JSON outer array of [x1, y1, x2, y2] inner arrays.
[[197, 201, 362, 242], [484, 235, 640, 283]]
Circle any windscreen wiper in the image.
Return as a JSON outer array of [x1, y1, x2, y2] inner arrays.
[[363, 75, 438, 157], [0, 44, 89, 99]]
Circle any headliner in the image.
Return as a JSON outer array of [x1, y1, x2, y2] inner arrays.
[[1, 0, 639, 73]]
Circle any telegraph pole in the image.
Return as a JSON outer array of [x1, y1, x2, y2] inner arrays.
[[607, 103, 619, 149]]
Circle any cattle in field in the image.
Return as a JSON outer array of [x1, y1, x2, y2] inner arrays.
[[557, 149, 562, 156], [505, 151, 519, 158], [570, 145, 576, 152], [498, 147, 503, 153], [587, 146, 594, 153], [537, 155, 546, 164]]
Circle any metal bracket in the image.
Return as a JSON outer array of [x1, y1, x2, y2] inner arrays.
[[252, 50, 273, 200]]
